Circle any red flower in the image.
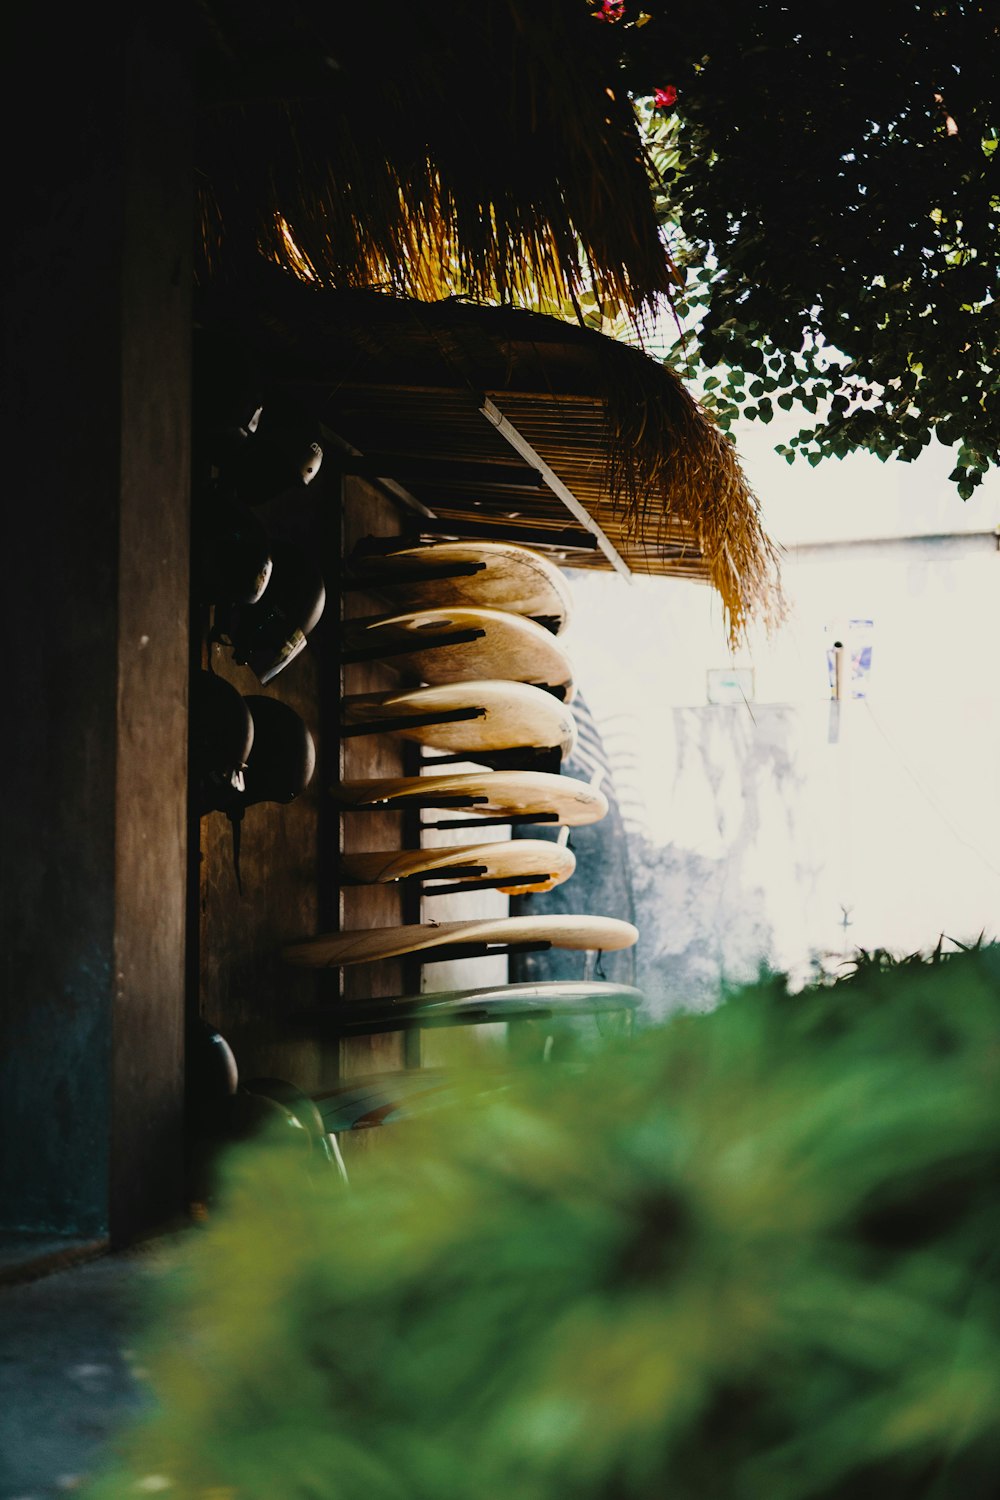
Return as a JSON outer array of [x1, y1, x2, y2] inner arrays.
[[594, 0, 625, 21], [653, 85, 678, 109]]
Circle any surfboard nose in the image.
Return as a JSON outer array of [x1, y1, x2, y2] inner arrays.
[[332, 770, 609, 827], [340, 605, 576, 700], [345, 539, 574, 635], [283, 915, 638, 969], [340, 680, 578, 763]]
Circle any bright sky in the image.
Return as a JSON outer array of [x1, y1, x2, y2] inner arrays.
[[742, 412, 1000, 548]]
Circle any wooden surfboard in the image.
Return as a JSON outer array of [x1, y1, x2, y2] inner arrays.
[[301, 979, 643, 1037], [341, 839, 577, 895], [350, 540, 573, 634], [284, 914, 639, 968], [341, 680, 577, 760], [333, 769, 608, 826], [342, 606, 575, 700]]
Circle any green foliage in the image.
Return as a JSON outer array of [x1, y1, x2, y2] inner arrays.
[[90, 949, 1000, 1498], [622, 4, 1000, 494]]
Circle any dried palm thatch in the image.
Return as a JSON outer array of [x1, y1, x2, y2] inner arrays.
[[194, 0, 674, 319], [601, 347, 784, 642], [202, 277, 781, 641]]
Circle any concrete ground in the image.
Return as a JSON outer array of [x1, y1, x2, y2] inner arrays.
[[0, 1248, 159, 1499]]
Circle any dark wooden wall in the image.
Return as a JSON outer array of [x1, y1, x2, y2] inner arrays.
[[195, 473, 414, 1165], [340, 480, 416, 1086], [0, 14, 415, 1244], [1, 11, 450, 1249], [0, 10, 191, 1246]]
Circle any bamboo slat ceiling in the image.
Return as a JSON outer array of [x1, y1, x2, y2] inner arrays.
[[333, 389, 708, 579], [202, 280, 778, 639]]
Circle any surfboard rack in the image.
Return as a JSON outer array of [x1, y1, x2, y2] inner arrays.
[[339, 863, 557, 895], [420, 874, 553, 897], [423, 746, 564, 774], [411, 939, 553, 966], [339, 794, 561, 821], [293, 940, 553, 968], [343, 560, 485, 591], [419, 812, 561, 831], [346, 793, 485, 810], [288, 982, 642, 1041], [292, 1001, 608, 1039], [348, 536, 489, 565], [293, 1007, 497, 1039], [413, 518, 598, 551], [336, 456, 547, 492], [339, 705, 486, 738], [339, 627, 486, 665], [349, 865, 553, 894], [340, 861, 482, 886]]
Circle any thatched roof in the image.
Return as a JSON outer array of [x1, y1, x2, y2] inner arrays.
[[200, 278, 780, 642], [194, 0, 674, 318]]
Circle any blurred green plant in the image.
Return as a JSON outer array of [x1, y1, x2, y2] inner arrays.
[[90, 947, 1000, 1498]]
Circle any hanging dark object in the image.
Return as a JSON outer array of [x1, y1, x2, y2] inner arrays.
[[223, 538, 326, 684], [213, 695, 316, 894], [192, 490, 273, 607], [192, 329, 264, 467], [189, 669, 255, 815], [243, 1078, 344, 1175], [223, 400, 324, 507], [223, 1091, 312, 1151], [186, 1017, 240, 1137], [239, 695, 316, 808]]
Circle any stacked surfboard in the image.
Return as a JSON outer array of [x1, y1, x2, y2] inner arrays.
[[283, 538, 640, 1053]]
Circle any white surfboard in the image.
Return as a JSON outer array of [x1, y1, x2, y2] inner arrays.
[[284, 914, 639, 968], [341, 839, 576, 895], [342, 606, 575, 700], [350, 540, 572, 633], [341, 680, 577, 759], [305, 980, 643, 1036], [333, 769, 608, 826]]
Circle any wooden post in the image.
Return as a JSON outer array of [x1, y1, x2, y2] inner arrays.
[[0, 10, 191, 1246]]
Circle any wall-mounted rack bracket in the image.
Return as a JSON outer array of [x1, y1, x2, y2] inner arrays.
[[423, 745, 563, 774], [413, 517, 598, 550], [419, 811, 560, 831], [340, 705, 486, 738], [421, 873, 553, 897], [343, 560, 486, 591], [340, 628, 486, 665], [415, 939, 553, 966]]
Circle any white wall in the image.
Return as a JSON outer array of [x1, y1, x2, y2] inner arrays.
[[564, 425, 1000, 1015]]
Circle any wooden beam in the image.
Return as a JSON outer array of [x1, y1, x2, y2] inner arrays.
[[322, 429, 436, 520], [416, 517, 598, 550], [337, 454, 546, 490], [479, 399, 632, 581]]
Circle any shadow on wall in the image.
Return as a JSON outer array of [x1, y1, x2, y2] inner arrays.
[[628, 828, 776, 1019], [510, 693, 637, 989], [509, 698, 847, 1023], [629, 704, 830, 1020]]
